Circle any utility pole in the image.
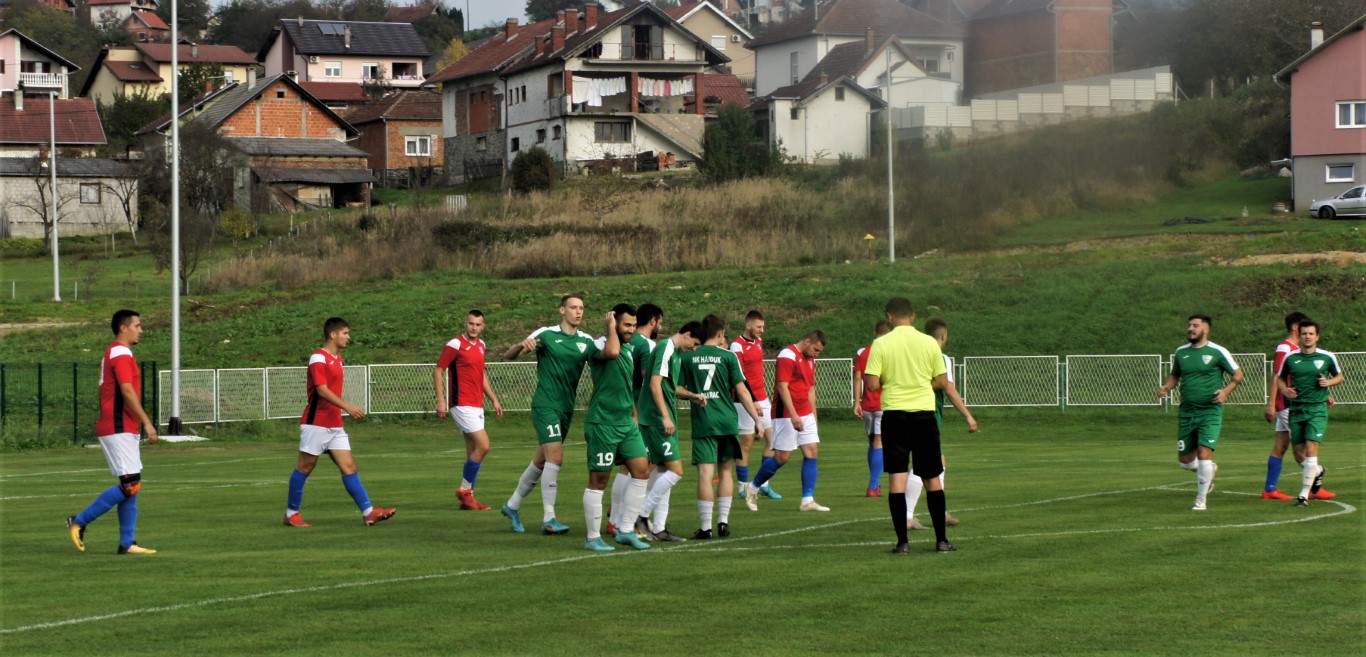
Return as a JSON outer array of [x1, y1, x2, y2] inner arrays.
[[885, 46, 894, 263], [50, 90, 61, 301]]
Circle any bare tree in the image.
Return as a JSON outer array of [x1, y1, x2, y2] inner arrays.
[[9, 158, 77, 249], [102, 174, 140, 245], [578, 171, 635, 228]]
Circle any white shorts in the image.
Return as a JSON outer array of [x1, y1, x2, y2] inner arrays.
[[450, 405, 486, 434], [299, 425, 351, 456], [736, 399, 773, 435], [98, 433, 142, 477], [1274, 408, 1290, 433], [772, 414, 819, 451], [862, 410, 883, 436]]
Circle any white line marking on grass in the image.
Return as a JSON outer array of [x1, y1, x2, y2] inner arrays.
[[0, 481, 279, 501]]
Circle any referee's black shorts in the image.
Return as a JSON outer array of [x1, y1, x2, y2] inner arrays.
[[881, 410, 943, 479]]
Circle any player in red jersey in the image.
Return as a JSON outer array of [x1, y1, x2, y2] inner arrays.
[[745, 330, 828, 512], [853, 320, 891, 497], [1262, 311, 1335, 500], [730, 310, 782, 501], [434, 310, 504, 511], [67, 310, 159, 555], [283, 318, 395, 527]]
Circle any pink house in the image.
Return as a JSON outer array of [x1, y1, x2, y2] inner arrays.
[[1276, 15, 1366, 211]]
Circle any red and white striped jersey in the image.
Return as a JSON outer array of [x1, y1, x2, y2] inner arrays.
[[301, 349, 345, 428], [729, 335, 768, 402], [97, 341, 141, 436], [773, 344, 816, 418], [1272, 339, 1296, 412], [437, 335, 487, 408]]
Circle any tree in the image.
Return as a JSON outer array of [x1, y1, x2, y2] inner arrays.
[[9, 157, 77, 250], [699, 104, 781, 182], [156, 0, 212, 40], [414, 10, 464, 57], [210, 0, 328, 55], [524, 0, 587, 22], [577, 172, 634, 227], [1, 0, 103, 93], [434, 37, 470, 71], [509, 146, 557, 193], [137, 122, 239, 288], [102, 172, 142, 245], [178, 62, 228, 104], [343, 0, 390, 22], [97, 87, 170, 157]]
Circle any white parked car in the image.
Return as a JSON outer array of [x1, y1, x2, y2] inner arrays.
[[1309, 186, 1366, 219]]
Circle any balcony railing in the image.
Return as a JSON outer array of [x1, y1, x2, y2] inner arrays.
[[19, 72, 63, 89]]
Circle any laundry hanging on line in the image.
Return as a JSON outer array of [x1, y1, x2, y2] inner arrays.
[[571, 76, 628, 106], [637, 77, 694, 97]]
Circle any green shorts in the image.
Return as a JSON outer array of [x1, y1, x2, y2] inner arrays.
[[1177, 413, 1222, 456], [585, 422, 648, 472], [1288, 405, 1328, 445], [692, 435, 739, 465], [532, 406, 573, 444], [641, 424, 681, 465]]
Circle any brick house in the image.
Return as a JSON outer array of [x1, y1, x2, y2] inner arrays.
[[1276, 15, 1366, 213], [965, 0, 1123, 96], [137, 73, 373, 211], [345, 89, 443, 187], [429, 2, 729, 183]]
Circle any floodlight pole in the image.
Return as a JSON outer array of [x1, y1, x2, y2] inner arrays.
[[50, 89, 61, 301], [169, 0, 183, 434], [885, 47, 895, 263]]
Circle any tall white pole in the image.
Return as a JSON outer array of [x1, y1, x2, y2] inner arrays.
[[50, 90, 61, 301], [169, 1, 182, 432], [886, 47, 895, 263]]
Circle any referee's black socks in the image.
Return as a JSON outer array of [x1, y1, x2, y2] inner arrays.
[[927, 490, 948, 543], [890, 493, 909, 544]]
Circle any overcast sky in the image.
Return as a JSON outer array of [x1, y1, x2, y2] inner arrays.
[[202, 1, 526, 32]]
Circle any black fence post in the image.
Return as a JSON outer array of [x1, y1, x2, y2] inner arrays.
[[72, 362, 79, 445], [37, 363, 44, 430], [0, 363, 6, 429]]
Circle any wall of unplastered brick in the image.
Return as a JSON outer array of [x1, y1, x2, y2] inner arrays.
[[219, 82, 346, 139]]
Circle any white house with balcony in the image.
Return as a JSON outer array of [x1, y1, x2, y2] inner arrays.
[[430, 2, 728, 182], [258, 19, 430, 90], [0, 29, 80, 99]]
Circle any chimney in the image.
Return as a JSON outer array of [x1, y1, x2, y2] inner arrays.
[[505, 18, 520, 39], [1310, 21, 1325, 49], [247, 65, 257, 88], [296, 16, 304, 27], [585, 3, 598, 30], [191, 42, 198, 58], [535, 36, 545, 56], [565, 8, 578, 34], [865, 28, 874, 54], [552, 18, 566, 53], [343, 25, 351, 49], [13, 90, 22, 112], [818, 72, 828, 85]]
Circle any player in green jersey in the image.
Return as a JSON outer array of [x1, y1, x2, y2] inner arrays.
[[500, 294, 595, 535], [1274, 320, 1345, 507], [608, 303, 663, 537], [582, 304, 652, 551], [1158, 314, 1244, 511], [680, 315, 764, 539], [634, 321, 705, 542]]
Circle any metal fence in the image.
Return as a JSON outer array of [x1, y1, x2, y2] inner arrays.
[[0, 361, 158, 443]]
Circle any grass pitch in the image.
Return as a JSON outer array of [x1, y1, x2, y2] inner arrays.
[[2, 409, 1361, 655]]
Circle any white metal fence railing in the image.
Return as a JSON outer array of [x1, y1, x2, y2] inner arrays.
[[158, 353, 1366, 426]]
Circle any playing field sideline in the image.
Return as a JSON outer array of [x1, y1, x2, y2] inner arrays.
[[2, 409, 1361, 656]]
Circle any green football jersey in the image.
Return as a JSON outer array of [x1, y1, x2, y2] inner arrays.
[[529, 325, 595, 412], [1170, 342, 1239, 416], [636, 337, 681, 428], [587, 336, 636, 426], [1279, 349, 1341, 407], [680, 345, 745, 438], [629, 332, 656, 396], [934, 354, 954, 426]]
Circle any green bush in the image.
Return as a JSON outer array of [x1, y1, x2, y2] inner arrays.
[[700, 104, 782, 183], [509, 146, 557, 193]]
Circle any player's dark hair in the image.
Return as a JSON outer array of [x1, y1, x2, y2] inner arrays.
[[678, 321, 703, 338], [745, 310, 764, 323], [1188, 314, 1213, 326], [612, 303, 637, 321], [1298, 320, 1320, 334], [110, 309, 139, 336], [885, 297, 914, 319], [323, 317, 350, 341], [560, 294, 584, 307], [1284, 311, 1310, 332], [803, 330, 827, 345], [636, 303, 663, 326], [702, 314, 726, 340], [467, 310, 484, 318], [874, 320, 891, 336], [924, 317, 948, 339]]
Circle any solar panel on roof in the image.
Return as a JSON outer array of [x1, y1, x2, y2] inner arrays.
[[317, 23, 344, 35]]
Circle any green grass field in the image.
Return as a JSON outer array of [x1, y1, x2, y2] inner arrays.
[[2, 409, 1362, 655]]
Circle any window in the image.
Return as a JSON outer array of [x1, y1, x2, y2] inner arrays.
[[548, 72, 564, 97], [80, 183, 101, 204], [276, 89, 286, 99], [511, 137, 520, 152], [536, 129, 546, 143], [834, 86, 845, 101], [1343, 186, 1364, 199], [918, 58, 940, 73], [594, 121, 631, 143], [520, 85, 527, 103], [406, 136, 431, 156], [1327, 164, 1355, 183], [790, 52, 799, 84], [223, 70, 234, 83], [362, 63, 380, 80], [711, 36, 727, 51], [553, 125, 562, 140], [790, 107, 799, 120], [325, 61, 341, 78], [1337, 101, 1366, 128], [476, 136, 487, 152]]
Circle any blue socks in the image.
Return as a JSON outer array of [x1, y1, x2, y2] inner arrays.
[[117, 493, 138, 547], [341, 472, 372, 513], [867, 448, 883, 489], [1265, 456, 1284, 493], [753, 456, 782, 488], [736, 465, 750, 485], [75, 485, 127, 527], [801, 458, 819, 498], [287, 469, 309, 512], [462, 459, 482, 488]]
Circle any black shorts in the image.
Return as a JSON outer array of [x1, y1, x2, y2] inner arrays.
[[881, 410, 944, 479]]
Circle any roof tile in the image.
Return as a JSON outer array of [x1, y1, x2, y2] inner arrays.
[[0, 97, 107, 145], [343, 89, 441, 124], [276, 20, 430, 58], [135, 43, 257, 65]]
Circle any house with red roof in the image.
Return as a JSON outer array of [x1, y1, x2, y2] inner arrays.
[[0, 28, 82, 99], [80, 42, 259, 106], [428, 2, 729, 182], [79, 0, 168, 42], [1276, 15, 1366, 213], [344, 89, 443, 186]]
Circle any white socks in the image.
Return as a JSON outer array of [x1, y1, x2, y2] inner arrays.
[[507, 462, 543, 511], [717, 496, 733, 525], [619, 478, 647, 534], [904, 476, 925, 520], [643, 471, 682, 532], [583, 489, 603, 540], [1179, 460, 1198, 471], [542, 463, 561, 522], [609, 472, 630, 528], [1196, 459, 1214, 502], [1299, 457, 1319, 499], [698, 500, 714, 530]]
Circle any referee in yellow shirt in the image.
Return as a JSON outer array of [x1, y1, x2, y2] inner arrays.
[[863, 297, 955, 554]]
